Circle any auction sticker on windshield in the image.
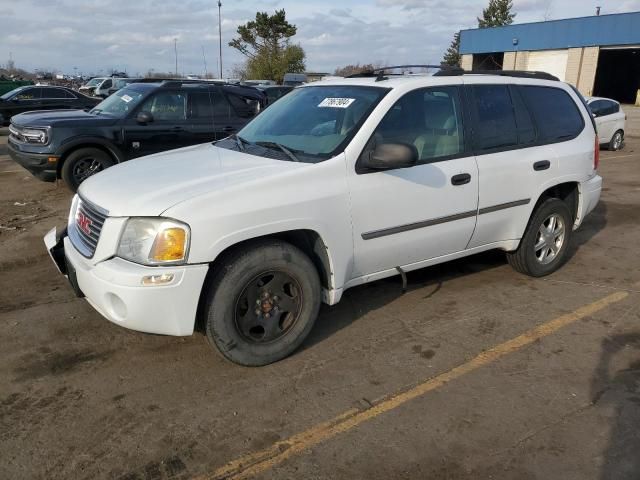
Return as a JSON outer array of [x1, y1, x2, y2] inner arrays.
[[121, 95, 133, 103], [318, 98, 356, 108]]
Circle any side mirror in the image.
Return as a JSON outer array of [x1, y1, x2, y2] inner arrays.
[[136, 111, 153, 124], [362, 143, 418, 170]]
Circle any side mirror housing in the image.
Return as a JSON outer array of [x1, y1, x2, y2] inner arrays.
[[361, 143, 418, 170], [136, 111, 153, 124]]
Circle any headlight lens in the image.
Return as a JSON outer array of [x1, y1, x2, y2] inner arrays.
[[22, 128, 49, 144], [117, 218, 190, 265]]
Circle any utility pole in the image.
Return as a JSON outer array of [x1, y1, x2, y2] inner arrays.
[[218, 1, 223, 79], [174, 38, 178, 76]]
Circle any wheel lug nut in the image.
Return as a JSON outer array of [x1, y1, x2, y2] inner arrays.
[[256, 299, 261, 305], [273, 296, 279, 301], [255, 308, 261, 315], [264, 312, 271, 319]]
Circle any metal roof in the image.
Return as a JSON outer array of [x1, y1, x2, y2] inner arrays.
[[460, 11, 640, 54]]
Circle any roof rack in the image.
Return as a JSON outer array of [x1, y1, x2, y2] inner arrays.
[[347, 64, 455, 82], [347, 66, 559, 82], [433, 69, 559, 81]]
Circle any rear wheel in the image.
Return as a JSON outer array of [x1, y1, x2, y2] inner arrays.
[[61, 147, 115, 192], [204, 240, 321, 366], [608, 130, 624, 151], [507, 198, 573, 277]]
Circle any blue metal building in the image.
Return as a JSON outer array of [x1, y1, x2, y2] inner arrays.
[[459, 12, 640, 103]]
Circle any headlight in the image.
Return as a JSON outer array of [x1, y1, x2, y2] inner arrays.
[[117, 218, 190, 265], [22, 128, 49, 144]]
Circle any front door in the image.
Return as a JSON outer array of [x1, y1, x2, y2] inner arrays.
[[348, 85, 478, 278], [123, 90, 191, 158]]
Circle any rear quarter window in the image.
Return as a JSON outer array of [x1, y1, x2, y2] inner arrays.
[[519, 86, 584, 143]]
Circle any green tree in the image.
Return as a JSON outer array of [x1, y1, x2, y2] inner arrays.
[[229, 9, 306, 83], [441, 32, 461, 67], [477, 0, 515, 28]]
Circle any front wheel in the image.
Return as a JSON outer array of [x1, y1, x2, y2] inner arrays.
[[204, 240, 321, 366], [61, 147, 115, 192], [507, 198, 573, 277]]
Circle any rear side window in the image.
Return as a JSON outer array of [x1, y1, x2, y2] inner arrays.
[[41, 88, 67, 99], [470, 85, 518, 151], [603, 100, 620, 115], [519, 86, 584, 143]]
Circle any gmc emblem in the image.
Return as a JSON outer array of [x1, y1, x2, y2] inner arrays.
[[77, 212, 92, 236]]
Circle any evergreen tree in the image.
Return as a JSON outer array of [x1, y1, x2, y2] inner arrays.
[[477, 0, 516, 28], [441, 32, 461, 67], [229, 9, 306, 83]]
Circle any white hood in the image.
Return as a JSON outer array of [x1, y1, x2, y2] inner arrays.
[[78, 143, 306, 216]]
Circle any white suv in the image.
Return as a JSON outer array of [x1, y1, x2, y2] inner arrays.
[[45, 68, 602, 366]]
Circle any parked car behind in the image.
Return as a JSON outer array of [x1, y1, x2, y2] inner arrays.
[[8, 80, 266, 190], [79, 77, 124, 98], [44, 69, 602, 366], [0, 85, 99, 126], [257, 85, 293, 106], [106, 78, 140, 97], [587, 96, 626, 151]]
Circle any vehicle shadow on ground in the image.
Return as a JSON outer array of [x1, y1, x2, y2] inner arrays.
[[303, 204, 609, 352], [591, 332, 640, 480], [0, 144, 8, 156], [302, 249, 507, 351]]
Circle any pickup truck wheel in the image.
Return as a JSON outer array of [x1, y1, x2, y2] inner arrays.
[[61, 147, 114, 192], [608, 130, 624, 151], [507, 198, 573, 277], [204, 240, 321, 366]]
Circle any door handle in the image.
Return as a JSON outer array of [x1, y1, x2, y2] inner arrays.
[[171, 126, 185, 132], [533, 160, 551, 171], [451, 173, 471, 186], [223, 126, 235, 132]]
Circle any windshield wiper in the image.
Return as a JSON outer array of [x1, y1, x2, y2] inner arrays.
[[90, 108, 102, 115], [255, 141, 300, 163], [228, 133, 249, 152]]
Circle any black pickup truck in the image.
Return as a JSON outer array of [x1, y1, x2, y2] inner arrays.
[[8, 80, 266, 191]]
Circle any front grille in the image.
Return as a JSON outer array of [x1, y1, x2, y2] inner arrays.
[[69, 197, 108, 258]]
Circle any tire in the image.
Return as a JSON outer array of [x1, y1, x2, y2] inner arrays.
[[61, 147, 115, 192], [507, 198, 573, 277], [608, 130, 624, 151], [204, 239, 321, 366]]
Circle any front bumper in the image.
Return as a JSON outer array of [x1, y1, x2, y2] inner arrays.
[[8, 140, 57, 182], [44, 227, 209, 336]]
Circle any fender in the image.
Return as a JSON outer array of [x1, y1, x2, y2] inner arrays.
[[195, 218, 350, 305], [56, 136, 126, 164]]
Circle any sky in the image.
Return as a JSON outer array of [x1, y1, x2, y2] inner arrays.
[[2, 0, 640, 77]]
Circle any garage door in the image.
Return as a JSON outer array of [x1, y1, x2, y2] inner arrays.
[[527, 50, 568, 81]]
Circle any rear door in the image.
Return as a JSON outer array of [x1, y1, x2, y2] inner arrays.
[[466, 81, 557, 248], [468, 81, 586, 248], [40, 87, 76, 110], [187, 86, 235, 143]]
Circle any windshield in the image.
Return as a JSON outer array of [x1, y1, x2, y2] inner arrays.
[[231, 85, 388, 162], [85, 78, 103, 87], [0, 87, 27, 100], [90, 88, 145, 117]]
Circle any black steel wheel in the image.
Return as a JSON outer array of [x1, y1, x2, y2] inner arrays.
[[234, 271, 303, 344], [204, 239, 321, 366]]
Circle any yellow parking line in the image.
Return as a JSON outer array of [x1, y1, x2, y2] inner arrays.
[[604, 153, 637, 160], [194, 290, 629, 480]]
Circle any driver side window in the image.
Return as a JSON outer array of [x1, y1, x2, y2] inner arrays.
[[368, 86, 465, 163], [140, 91, 187, 121]]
